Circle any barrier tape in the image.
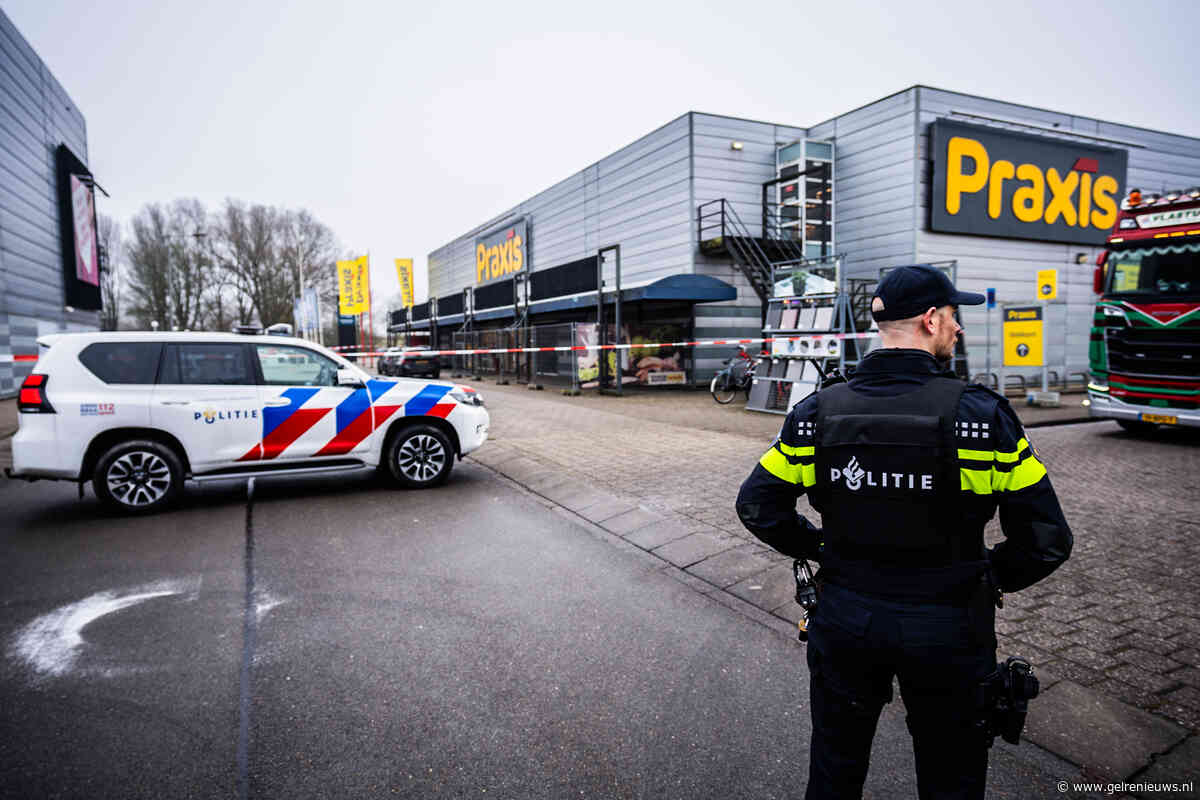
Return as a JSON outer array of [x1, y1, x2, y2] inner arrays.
[[0, 354, 38, 364], [332, 333, 879, 360]]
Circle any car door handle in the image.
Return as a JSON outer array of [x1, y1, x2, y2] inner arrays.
[[263, 398, 291, 407], [160, 400, 190, 406]]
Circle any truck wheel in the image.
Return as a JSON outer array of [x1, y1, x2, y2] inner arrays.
[[93, 439, 184, 514], [385, 425, 454, 488]]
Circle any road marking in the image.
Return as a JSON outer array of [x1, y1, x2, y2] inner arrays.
[[238, 477, 256, 800], [10, 579, 197, 677]]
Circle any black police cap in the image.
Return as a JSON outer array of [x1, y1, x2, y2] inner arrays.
[[871, 265, 985, 322]]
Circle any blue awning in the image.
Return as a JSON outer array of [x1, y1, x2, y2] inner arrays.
[[626, 274, 736, 302], [410, 274, 738, 328]]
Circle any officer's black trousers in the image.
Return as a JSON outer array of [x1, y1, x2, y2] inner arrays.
[[804, 582, 997, 800]]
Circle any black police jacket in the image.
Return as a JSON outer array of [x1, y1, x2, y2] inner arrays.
[[736, 349, 1073, 599]]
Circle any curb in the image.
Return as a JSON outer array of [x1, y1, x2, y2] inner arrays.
[[467, 448, 1197, 794]]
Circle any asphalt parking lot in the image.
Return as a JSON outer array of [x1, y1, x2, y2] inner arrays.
[[0, 457, 1092, 799], [1, 387, 1198, 795]]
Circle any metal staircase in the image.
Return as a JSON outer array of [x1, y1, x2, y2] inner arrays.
[[697, 199, 810, 302]]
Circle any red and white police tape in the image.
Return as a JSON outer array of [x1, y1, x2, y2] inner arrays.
[[2, 335, 878, 364], [329, 332, 879, 360]]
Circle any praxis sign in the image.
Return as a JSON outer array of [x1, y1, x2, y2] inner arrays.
[[930, 120, 1127, 245], [475, 218, 527, 286]]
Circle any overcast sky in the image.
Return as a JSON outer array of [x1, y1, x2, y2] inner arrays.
[[5, 0, 1197, 307]]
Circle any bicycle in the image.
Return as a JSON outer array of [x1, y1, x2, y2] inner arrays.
[[710, 346, 762, 404]]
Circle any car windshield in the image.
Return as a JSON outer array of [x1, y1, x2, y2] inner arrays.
[[1107, 242, 1199, 296]]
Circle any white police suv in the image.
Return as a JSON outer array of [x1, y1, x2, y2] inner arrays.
[[7, 331, 489, 513]]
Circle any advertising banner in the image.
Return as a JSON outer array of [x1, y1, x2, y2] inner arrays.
[[1003, 305, 1044, 366], [303, 287, 319, 333], [54, 145, 101, 310], [337, 255, 370, 315], [930, 119, 1127, 245], [475, 218, 527, 286], [69, 174, 99, 287], [395, 258, 414, 308], [293, 287, 320, 334], [576, 323, 688, 387]]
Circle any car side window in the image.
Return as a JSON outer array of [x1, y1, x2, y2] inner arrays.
[[159, 344, 255, 385], [256, 344, 340, 387], [78, 342, 163, 384]]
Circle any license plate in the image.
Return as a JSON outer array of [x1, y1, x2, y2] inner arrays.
[[1141, 413, 1178, 425]]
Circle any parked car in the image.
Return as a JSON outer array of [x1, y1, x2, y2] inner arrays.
[[378, 347, 404, 376], [395, 347, 441, 379], [7, 331, 488, 513]]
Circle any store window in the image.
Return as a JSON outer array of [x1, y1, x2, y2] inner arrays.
[[776, 139, 835, 257]]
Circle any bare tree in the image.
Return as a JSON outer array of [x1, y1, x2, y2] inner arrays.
[[125, 204, 171, 329], [278, 208, 340, 338], [166, 198, 210, 331], [214, 200, 295, 327], [97, 213, 122, 330], [125, 200, 211, 330], [122, 198, 345, 334]]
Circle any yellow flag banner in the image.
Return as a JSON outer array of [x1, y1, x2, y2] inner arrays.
[[395, 258, 414, 309], [337, 255, 370, 315]]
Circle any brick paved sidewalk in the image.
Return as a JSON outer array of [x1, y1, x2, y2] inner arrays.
[[466, 381, 1200, 783], [2, 384, 1197, 782]]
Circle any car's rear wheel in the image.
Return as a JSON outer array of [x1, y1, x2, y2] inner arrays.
[[385, 424, 454, 488], [93, 439, 184, 514]]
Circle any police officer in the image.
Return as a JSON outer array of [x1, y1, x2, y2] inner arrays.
[[736, 265, 1072, 800]]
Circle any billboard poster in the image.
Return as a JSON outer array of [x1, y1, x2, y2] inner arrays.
[[395, 258, 414, 308], [70, 174, 99, 287], [576, 323, 688, 387], [930, 119, 1128, 245], [337, 255, 370, 315], [475, 218, 527, 287]]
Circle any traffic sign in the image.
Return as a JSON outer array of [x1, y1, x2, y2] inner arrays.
[[1003, 306, 1044, 366], [1036, 269, 1058, 301]]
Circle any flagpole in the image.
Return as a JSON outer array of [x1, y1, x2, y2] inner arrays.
[[366, 251, 375, 371]]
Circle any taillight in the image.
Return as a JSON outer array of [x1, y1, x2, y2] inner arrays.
[[17, 374, 54, 414]]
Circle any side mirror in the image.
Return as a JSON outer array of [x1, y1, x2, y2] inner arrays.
[[1093, 266, 1105, 295], [337, 368, 364, 387]]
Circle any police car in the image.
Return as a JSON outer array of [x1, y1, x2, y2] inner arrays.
[[6, 330, 489, 513]]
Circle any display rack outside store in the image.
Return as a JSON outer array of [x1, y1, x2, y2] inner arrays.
[[746, 258, 967, 414], [746, 255, 879, 414]]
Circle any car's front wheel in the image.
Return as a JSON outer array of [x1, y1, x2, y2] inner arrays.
[[93, 439, 184, 514], [385, 424, 454, 488]]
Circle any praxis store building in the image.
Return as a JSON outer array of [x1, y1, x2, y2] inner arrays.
[[0, 8, 101, 397], [405, 85, 1200, 389]]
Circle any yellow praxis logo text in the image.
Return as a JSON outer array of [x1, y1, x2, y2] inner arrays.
[[945, 136, 1119, 230]]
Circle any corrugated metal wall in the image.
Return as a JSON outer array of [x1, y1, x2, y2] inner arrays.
[[690, 112, 806, 378], [0, 8, 95, 396], [912, 86, 1200, 383], [809, 88, 920, 279], [428, 114, 693, 299]]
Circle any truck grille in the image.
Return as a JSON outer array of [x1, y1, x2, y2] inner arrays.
[[1106, 327, 1200, 380]]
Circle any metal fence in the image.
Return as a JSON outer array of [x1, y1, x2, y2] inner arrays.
[[450, 323, 582, 391]]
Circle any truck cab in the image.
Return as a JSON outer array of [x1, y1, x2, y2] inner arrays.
[[1089, 188, 1200, 431]]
